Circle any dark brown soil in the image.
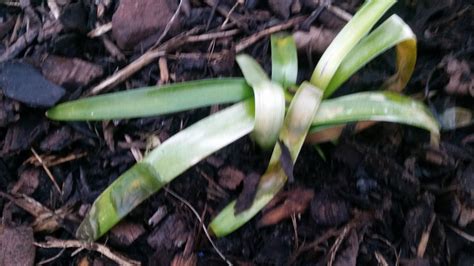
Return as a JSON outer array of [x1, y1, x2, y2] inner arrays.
[[0, 0, 473, 265]]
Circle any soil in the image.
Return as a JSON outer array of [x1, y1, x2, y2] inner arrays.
[[0, 0, 473, 265]]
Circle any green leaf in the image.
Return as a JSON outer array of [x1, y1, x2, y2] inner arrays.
[[236, 54, 286, 149], [325, 15, 417, 97], [209, 82, 323, 237], [76, 100, 255, 241], [310, 0, 396, 90], [310, 91, 440, 135], [271, 33, 298, 88], [46, 79, 252, 121]]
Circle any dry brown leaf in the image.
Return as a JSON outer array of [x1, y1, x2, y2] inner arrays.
[[258, 187, 314, 227]]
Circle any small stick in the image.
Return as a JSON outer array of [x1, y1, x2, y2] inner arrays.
[[34, 238, 141, 266], [185, 29, 239, 43], [158, 57, 169, 84], [416, 213, 436, 257], [9, 14, 23, 44], [164, 188, 232, 266], [37, 248, 65, 265], [221, 1, 240, 29], [327, 5, 353, 21], [100, 35, 126, 61], [26, 152, 87, 167], [88, 29, 240, 95], [31, 148, 62, 194], [154, 0, 183, 46], [88, 49, 166, 95], [327, 225, 350, 266], [291, 214, 299, 250], [87, 22, 112, 38], [47, 152, 88, 167], [446, 224, 474, 242], [235, 16, 306, 52], [203, 0, 247, 30]]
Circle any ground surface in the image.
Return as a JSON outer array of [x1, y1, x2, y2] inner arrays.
[[0, 0, 473, 265]]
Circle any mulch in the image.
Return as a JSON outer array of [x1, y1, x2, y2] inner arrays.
[[0, 0, 473, 265]]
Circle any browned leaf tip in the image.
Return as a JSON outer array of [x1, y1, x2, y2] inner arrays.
[[235, 172, 261, 214], [278, 140, 294, 183]]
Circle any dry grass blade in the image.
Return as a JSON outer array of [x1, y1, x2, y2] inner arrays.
[[34, 238, 141, 266]]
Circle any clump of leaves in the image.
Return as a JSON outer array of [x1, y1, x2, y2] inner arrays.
[[47, 0, 439, 241]]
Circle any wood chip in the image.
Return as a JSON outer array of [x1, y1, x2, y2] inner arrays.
[[0, 225, 35, 266], [217, 166, 245, 190]]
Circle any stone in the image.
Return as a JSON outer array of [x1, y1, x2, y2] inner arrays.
[[0, 62, 65, 107], [112, 0, 179, 50]]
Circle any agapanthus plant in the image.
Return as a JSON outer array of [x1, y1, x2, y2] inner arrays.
[[47, 0, 438, 240]]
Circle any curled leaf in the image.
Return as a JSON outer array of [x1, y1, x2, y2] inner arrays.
[[325, 15, 417, 97], [310, 0, 396, 91], [307, 91, 440, 143], [236, 54, 286, 149], [209, 82, 323, 237]]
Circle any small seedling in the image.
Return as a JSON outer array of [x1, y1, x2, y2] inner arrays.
[[47, 0, 439, 240]]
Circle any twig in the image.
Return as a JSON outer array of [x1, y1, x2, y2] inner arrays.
[[87, 22, 112, 38], [203, 0, 247, 30], [37, 248, 65, 265], [369, 234, 400, 266], [158, 57, 170, 84], [88, 49, 166, 95], [154, 0, 184, 46], [417, 213, 436, 257], [168, 52, 226, 60], [185, 29, 239, 43], [290, 228, 340, 263], [101, 35, 126, 61], [88, 29, 240, 95], [290, 212, 374, 263], [327, 226, 350, 266], [9, 13, 22, 44], [235, 16, 306, 52], [446, 224, 474, 242], [164, 188, 233, 266], [374, 251, 389, 266], [34, 238, 141, 266], [26, 151, 87, 167], [327, 5, 353, 22], [291, 214, 299, 250], [221, 1, 239, 29], [89, 14, 302, 94], [31, 148, 62, 194]]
